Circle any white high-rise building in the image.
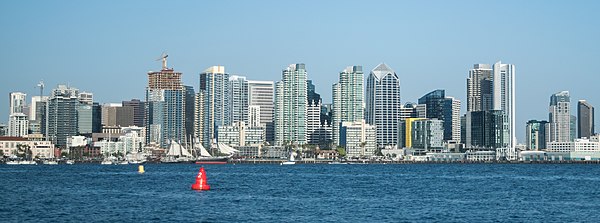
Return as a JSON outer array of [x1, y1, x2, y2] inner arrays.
[[549, 91, 571, 142], [8, 92, 28, 137], [30, 96, 49, 121], [274, 63, 307, 146], [229, 75, 249, 125], [200, 66, 229, 147], [248, 80, 274, 141], [340, 120, 376, 157], [492, 61, 516, 148], [332, 65, 364, 146], [365, 63, 401, 148], [9, 92, 27, 115], [79, 92, 93, 105]]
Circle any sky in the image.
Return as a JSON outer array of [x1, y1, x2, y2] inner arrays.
[[1, 0, 599, 143]]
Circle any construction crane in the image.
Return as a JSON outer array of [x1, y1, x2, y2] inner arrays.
[[156, 52, 168, 70]]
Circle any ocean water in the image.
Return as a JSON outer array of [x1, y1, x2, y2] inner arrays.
[[1, 164, 600, 222]]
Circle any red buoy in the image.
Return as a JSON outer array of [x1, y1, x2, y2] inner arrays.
[[191, 167, 210, 190]]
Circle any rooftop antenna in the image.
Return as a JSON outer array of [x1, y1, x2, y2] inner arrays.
[[156, 52, 168, 70]]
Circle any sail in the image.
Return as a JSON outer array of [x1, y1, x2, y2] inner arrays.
[[217, 143, 238, 155], [289, 151, 296, 162], [180, 143, 193, 157], [166, 140, 181, 156], [196, 143, 212, 157]]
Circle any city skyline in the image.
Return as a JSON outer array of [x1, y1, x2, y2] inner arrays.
[[1, 1, 600, 143]]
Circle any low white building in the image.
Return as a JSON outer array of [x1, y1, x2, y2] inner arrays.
[[465, 150, 496, 162], [0, 136, 55, 158], [546, 137, 600, 161], [217, 121, 265, 147]]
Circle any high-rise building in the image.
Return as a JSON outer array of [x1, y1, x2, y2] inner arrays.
[[8, 92, 28, 137], [145, 57, 185, 148], [45, 85, 80, 149], [78, 92, 93, 105], [248, 105, 261, 128], [200, 66, 229, 147], [102, 104, 134, 127], [366, 63, 401, 148], [332, 65, 364, 146], [418, 89, 462, 142], [467, 64, 493, 112], [399, 118, 425, 148], [229, 75, 249, 125], [578, 100, 594, 139], [274, 63, 308, 146], [248, 80, 274, 143], [193, 91, 204, 140], [184, 85, 195, 138], [444, 97, 461, 142], [492, 61, 516, 148], [411, 119, 444, 152], [9, 92, 27, 115], [122, 99, 146, 127], [217, 121, 265, 147], [307, 99, 332, 146], [526, 120, 549, 150], [77, 103, 93, 135], [340, 120, 376, 158], [549, 91, 571, 142], [465, 110, 508, 149]]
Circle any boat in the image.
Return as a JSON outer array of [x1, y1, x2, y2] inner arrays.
[[65, 160, 75, 165], [328, 161, 348, 165], [43, 160, 59, 165], [100, 159, 113, 165], [6, 160, 20, 165], [281, 151, 296, 165], [162, 140, 195, 164], [195, 141, 232, 164]]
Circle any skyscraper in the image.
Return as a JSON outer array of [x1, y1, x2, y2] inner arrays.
[[332, 65, 364, 146], [145, 57, 185, 148], [465, 110, 508, 149], [549, 91, 571, 142], [8, 92, 28, 137], [274, 63, 308, 146], [366, 63, 401, 148], [492, 61, 516, 148], [45, 85, 79, 148], [247, 80, 274, 143], [467, 64, 493, 112], [444, 97, 461, 142], [526, 120, 549, 150], [578, 100, 594, 139], [229, 75, 249, 125], [122, 99, 146, 127], [184, 85, 195, 138], [200, 66, 229, 147], [418, 89, 461, 142]]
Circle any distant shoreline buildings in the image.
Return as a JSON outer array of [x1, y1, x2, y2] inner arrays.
[[1, 55, 597, 161]]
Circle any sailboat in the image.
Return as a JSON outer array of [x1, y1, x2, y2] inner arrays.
[[162, 140, 195, 163], [281, 151, 296, 165], [195, 140, 234, 164]]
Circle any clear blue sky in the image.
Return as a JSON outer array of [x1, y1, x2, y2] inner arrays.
[[1, 0, 599, 142]]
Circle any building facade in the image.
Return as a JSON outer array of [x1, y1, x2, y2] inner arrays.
[[526, 120, 549, 150], [411, 119, 444, 152], [145, 59, 185, 148], [247, 80, 274, 142], [340, 120, 376, 158], [229, 75, 249, 125], [549, 91, 571, 142], [365, 63, 401, 148], [332, 65, 364, 146], [274, 64, 308, 146], [200, 66, 229, 147], [492, 61, 516, 149], [578, 100, 594, 139]]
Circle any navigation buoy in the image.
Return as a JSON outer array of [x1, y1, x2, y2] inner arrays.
[[191, 167, 210, 190], [138, 165, 145, 174]]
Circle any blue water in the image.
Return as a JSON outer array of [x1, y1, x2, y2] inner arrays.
[[1, 164, 600, 222]]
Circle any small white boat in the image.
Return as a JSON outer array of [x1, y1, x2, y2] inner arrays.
[[280, 151, 297, 165], [43, 160, 59, 165], [6, 160, 19, 165], [65, 160, 75, 165], [19, 160, 37, 165], [100, 159, 113, 165]]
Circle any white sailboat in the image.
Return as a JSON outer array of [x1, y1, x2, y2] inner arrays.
[[195, 140, 231, 164], [163, 140, 194, 163], [281, 151, 296, 165]]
